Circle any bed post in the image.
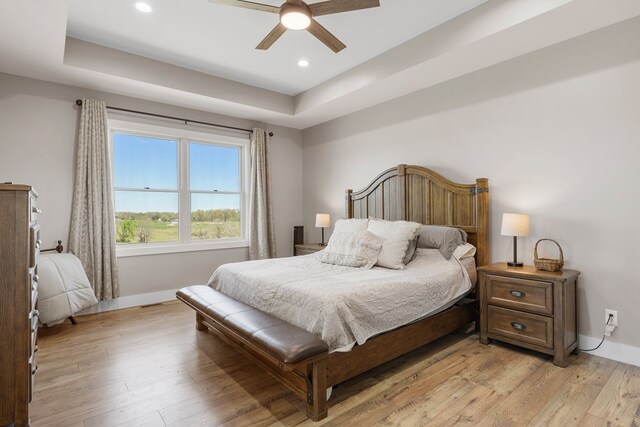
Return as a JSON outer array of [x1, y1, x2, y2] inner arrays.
[[306, 359, 328, 421], [476, 178, 490, 267], [397, 164, 407, 221], [345, 189, 353, 219]]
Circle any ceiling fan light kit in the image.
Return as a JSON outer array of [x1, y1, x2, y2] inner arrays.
[[280, 3, 311, 30], [208, 0, 381, 53]]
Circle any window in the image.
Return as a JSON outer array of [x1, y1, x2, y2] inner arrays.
[[109, 120, 250, 256]]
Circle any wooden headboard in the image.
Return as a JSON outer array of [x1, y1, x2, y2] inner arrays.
[[346, 164, 490, 267]]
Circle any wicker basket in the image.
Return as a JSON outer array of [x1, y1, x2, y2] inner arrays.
[[534, 239, 564, 272]]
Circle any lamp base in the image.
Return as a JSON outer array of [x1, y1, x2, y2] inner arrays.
[[507, 261, 524, 267]]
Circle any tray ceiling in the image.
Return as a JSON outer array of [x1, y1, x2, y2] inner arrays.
[[66, 0, 486, 95], [2, 0, 639, 129]]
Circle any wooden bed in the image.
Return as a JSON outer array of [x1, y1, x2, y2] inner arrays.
[[178, 164, 489, 421]]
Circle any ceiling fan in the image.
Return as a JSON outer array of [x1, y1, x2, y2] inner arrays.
[[208, 0, 381, 53]]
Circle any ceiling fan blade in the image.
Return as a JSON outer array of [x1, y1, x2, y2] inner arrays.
[[256, 23, 288, 50], [208, 0, 280, 13], [308, 0, 380, 17], [307, 19, 346, 53]]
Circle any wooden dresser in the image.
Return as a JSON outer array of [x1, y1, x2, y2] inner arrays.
[[0, 184, 40, 427], [478, 263, 579, 367]]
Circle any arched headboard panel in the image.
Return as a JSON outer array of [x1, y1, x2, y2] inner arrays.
[[346, 164, 490, 267]]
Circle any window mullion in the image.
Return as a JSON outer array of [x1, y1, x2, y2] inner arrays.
[[113, 187, 178, 193], [179, 138, 190, 244], [189, 190, 241, 195]]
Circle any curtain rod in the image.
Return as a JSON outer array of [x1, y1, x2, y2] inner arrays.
[[74, 100, 273, 137]]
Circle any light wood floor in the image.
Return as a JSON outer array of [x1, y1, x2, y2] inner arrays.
[[32, 301, 640, 427]]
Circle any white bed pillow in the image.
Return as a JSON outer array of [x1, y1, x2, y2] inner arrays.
[[453, 242, 476, 260], [319, 231, 384, 269], [367, 218, 421, 269], [333, 218, 369, 233]]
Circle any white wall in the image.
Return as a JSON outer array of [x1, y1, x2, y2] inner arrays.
[[0, 73, 303, 297], [302, 18, 640, 350]]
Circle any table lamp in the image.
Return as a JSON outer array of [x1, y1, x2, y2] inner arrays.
[[501, 213, 529, 267], [315, 213, 331, 246]]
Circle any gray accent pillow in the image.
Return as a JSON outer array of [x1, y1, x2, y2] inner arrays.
[[402, 236, 419, 265], [416, 225, 467, 259]]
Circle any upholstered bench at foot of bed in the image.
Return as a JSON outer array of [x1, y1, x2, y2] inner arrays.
[[176, 285, 329, 421]]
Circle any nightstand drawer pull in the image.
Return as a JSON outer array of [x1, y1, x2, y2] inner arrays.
[[510, 290, 526, 298], [511, 322, 527, 331]]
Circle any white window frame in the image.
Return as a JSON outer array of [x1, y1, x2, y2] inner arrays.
[[109, 119, 250, 258]]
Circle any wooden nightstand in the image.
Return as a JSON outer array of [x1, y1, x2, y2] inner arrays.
[[478, 263, 580, 367], [294, 243, 325, 256]]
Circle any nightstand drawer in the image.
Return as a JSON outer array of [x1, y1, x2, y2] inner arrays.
[[296, 248, 318, 256], [486, 274, 553, 315], [488, 306, 553, 349], [294, 244, 325, 256]]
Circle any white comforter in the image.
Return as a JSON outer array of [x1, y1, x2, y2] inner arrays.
[[38, 253, 98, 326], [208, 248, 471, 352]]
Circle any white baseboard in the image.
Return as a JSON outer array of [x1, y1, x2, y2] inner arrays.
[[579, 334, 640, 367], [76, 289, 178, 316]]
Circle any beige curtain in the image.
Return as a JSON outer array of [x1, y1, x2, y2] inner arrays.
[[69, 99, 119, 300], [249, 128, 276, 260]]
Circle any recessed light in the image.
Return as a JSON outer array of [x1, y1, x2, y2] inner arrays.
[[134, 2, 152, 13], [297, 59, 310, 68]]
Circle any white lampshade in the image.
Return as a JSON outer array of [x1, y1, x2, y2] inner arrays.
[[501, 213, 530, 237], [315, 213, 331, 228]]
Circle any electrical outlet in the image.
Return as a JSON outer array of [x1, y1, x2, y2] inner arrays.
[[604, 309, 618, 336], [605, 309, 618, 327]]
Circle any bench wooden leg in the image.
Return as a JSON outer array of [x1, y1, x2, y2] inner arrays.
[[195, 313, 207, 332], [306, 359, 328, 421]]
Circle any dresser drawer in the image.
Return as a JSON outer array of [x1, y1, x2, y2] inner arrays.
[[30, 309, 39, 334], [31, 271, 39, 292], [29, 350, 38, 403], [487, 306, 553, 349], [29, 224, 41, 269], [31, 287, 38, 311], [31, 327, 38, 357], [486, 274, 553, 315], [30, 193, 40, 223]]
